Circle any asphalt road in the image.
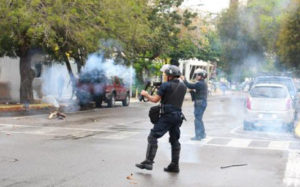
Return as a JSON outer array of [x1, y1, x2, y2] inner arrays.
[[0, 93, 300, 187]]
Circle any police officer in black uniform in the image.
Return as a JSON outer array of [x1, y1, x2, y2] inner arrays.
[[181, 69, 208, 140], [136, 65, 187, 173]]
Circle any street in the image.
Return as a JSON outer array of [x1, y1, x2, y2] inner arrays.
[[0, 94, 300, 187]]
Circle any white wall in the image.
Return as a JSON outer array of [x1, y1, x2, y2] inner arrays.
[[0, 56, 78, 103], [0, 57, 20, 102]]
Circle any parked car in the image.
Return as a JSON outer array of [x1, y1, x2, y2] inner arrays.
[[251, 76, 297, 100], [76, 70, 130, 108], [251, 75, 299, 114], [244, 83, 296, 132], [104, 76, 130, 107]]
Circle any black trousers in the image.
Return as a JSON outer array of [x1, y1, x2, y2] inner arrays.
[[148, 110, 183, 148]]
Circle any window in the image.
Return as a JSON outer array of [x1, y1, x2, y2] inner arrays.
[[250, 86, 287, 98]]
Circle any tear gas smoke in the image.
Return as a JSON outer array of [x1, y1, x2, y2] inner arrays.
[[40, 64, 74, 108], [217, 0, 298, 136], [39, 51, 135, 111], [76, 53, 135, 104], [82, 53, 135, 87]]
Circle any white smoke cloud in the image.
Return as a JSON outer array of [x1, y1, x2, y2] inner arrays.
[[83, 53, 135, 86], [41, 64, 73, 100]]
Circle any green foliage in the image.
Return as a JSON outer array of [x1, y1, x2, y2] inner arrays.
[[216, 0, 288, 79], [197, 31, 221, 62], [246, 0, 288, 52], [277, 0, 300, 71], [0, 0, 220, 87], [0, 1, 42, 57]]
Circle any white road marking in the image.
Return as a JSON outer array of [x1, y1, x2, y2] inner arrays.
[[230, 125, 295, 141], [185, 137, 213, 145], [268, 141, 290, 150], [0, 123, 36, 130], [0, 123, 116, 133], [230, 126, 241, 134], [284, 152, 300, 187], [0, 130, 55, 136], [227, 138, 251, 148], [24, 127, 58, 135], [1, 123, 300, 152], [100, 132, 139, 139]]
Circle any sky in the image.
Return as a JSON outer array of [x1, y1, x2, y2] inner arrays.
[[180, 0, 231, 14]]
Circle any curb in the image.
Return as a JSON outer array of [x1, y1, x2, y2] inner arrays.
[[0, 104, 54, 112]]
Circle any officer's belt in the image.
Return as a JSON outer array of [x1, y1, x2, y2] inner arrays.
[[161, 104, 181, 114]]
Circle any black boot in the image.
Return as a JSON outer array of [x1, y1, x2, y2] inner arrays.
[[136, 144, 158, 170], [164, 146, 180, 173]]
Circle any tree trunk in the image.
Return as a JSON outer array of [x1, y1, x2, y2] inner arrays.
[[75, 57, 83, 74], [63, 54, 77, 97], [64, 54, 74, 80], [19, 51, 35, 104]]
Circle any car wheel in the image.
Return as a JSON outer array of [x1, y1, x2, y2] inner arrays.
[[243, 121, 253, 131], [95, 96, 103, 108], [122, 94, 130, 106], [107, 94, 116, 108]]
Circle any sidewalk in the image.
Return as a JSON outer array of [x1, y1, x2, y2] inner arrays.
[[0, 92, 243, 115], [0, 103, 56, 117], [0, 97, 139, 116], [0, 103, 54, 112]]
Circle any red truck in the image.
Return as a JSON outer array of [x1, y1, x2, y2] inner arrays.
[[76, 70, 130, 108]]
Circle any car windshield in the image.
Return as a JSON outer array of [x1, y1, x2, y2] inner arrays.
[[250, 86, 287, 98], [254, 77, 296, 96]]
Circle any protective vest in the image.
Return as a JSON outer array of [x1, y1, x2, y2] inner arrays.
[[161, 79, 187, 109], [195, 80, 208, 100]]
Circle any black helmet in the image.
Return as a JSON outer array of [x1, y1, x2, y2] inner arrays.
[[194, 68, 207, 79], [160, 64, 181, 77]]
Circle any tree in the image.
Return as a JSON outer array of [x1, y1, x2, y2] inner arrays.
[[246, 0, 289, 52], [0, 0, 108, 103], [0, 0, 214, 102], [277, 0, 300, 71], [167, 12, 220, 65], [130, 0, 199, 79], [216, 0, 287, 80], [92, 0, 152, 61], [36, 0, 102, 78], [217, 2, 254, 76], [0, 1, 45, 103]]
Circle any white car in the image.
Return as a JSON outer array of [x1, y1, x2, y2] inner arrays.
[[244, 83, 296, 131]]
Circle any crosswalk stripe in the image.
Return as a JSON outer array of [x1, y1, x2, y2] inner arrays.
[[0, 123, 299, 152], [227, 138, 251, 148], [155, 136, 300, 152], [284, 152, 300, 186], [268, 141, 290, 150], [185, 137, 213, 145]]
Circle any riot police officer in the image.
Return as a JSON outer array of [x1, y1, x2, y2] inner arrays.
[[181, 69, 208, 140], [136, 65, 187, 173]]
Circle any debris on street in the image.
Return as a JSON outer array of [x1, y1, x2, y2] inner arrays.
[[220, 164, 248, 169], [1, 157, 19, 163], [48, 111, 66, 120], [126, 173, 134, 180], [126, 173, 138, 185], [11, 158, 18, 162]]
